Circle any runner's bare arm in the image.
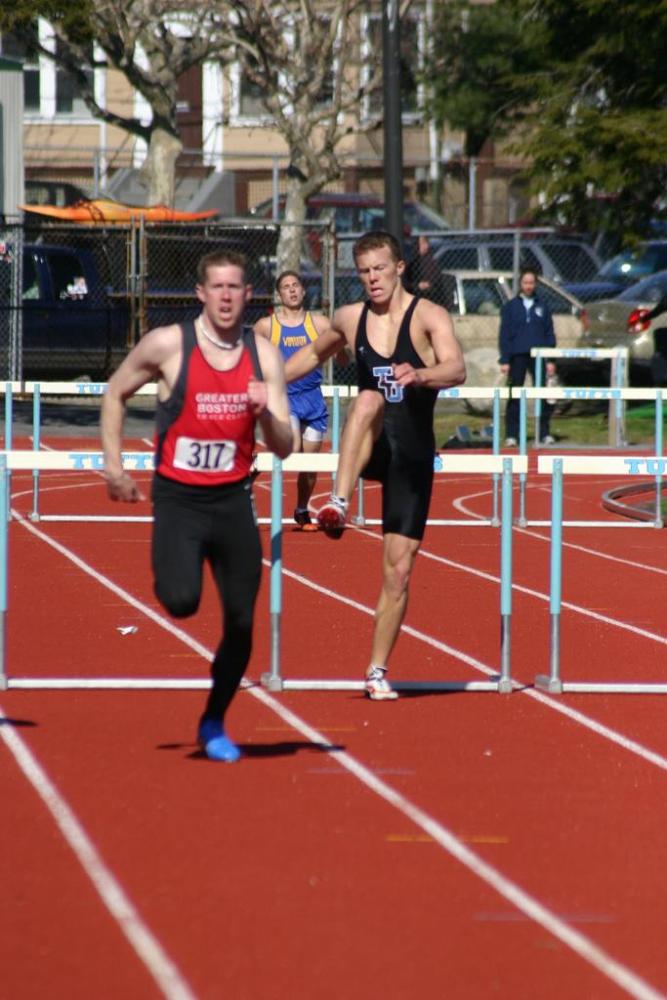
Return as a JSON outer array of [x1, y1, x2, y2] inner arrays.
[[312, 312, 352, 365], [285, 305, 356, 382], [253, 315, 272, 340], [249, 337, 293, 459], [101, 326, 176, 501], [393, 300, 466, 390]]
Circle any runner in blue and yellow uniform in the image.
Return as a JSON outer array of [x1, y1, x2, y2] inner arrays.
[[255, 271, 337, 530], [284, 232, 466, 700]]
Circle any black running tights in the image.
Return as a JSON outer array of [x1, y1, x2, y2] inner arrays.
[[151, 475, 262, 724]]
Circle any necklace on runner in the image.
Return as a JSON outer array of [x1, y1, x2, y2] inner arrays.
[[198, 319, 242, 351]]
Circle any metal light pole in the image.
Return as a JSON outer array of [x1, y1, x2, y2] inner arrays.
[[382, 0, 404, 250]]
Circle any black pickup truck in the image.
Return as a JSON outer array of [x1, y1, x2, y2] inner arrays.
[[0, 242, 126, 379], [0, 236, 278, 380]]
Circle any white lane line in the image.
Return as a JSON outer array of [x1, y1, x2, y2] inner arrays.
[[246, 689, 666, 1000], [0, 714, 197, 1000], [10, 491, 667, 768], [348, 522, 667, 647], [6, 510, 666, 1000], [452, 488, 667, 577], [279, 565, 667, 773]]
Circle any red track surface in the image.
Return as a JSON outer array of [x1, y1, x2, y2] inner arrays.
[[2, 438, 667, 999]]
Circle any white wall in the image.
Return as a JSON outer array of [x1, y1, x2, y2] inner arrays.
[[0, 58, 24, 218]]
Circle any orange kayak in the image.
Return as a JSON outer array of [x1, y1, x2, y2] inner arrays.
[[20, 199, 219, 223]]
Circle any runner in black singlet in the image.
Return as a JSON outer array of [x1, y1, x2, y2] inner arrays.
[[284, 231, 465, 700], [355, 297, 439, 540]]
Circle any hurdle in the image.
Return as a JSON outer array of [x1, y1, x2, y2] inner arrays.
[[531, 347, 629, 448], [512, 386, 664, 527], [0, 450, 527, 693], [260, 452, 527, 695], [535, 454, 667, 695], [1, 380, 355, 524]]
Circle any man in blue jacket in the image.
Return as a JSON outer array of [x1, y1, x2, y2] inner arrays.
[[499, 268, 556, 445]]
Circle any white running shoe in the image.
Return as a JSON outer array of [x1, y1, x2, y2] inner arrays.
[[365, 666, 398, 701], [504, 437, 518, 448]]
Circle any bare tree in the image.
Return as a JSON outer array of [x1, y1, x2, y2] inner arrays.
[[211, 0, 385, 270], [3, 0, 233, 204], [5, 0, 403, 262]]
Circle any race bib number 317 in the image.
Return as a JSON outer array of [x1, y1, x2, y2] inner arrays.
[[173, 437, 237, 473]]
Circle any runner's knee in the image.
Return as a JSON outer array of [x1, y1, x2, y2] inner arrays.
[[155, 580, 201, 618]]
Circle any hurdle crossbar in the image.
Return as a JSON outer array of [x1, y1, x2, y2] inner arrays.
[[0, 451, 526, 694], [535, 455, 666, 695], [260, 453, 525, 695], [531, 347, 629, 449]]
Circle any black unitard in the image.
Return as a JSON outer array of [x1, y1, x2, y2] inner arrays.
[[354, 298, 439, 540]]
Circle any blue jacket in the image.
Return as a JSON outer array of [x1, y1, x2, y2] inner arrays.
[[498, 295, 555, 364]]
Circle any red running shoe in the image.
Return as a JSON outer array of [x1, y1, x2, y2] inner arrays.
[[316, 498, 347, 538]]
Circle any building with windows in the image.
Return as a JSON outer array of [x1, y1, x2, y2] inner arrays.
[[1, 6, 526, 227]]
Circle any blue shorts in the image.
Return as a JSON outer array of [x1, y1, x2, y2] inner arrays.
[[288, 387, 328, 434]]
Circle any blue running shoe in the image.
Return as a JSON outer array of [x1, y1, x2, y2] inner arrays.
[[198, 719, 241, 763]]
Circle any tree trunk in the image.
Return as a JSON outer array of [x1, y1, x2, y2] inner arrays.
[[139, 127, 183, 206], [276, 180, 308, 275]]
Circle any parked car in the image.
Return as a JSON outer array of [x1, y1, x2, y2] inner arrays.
[[328, 268, 587, 400], [565, 240, 667, 303], [578, 270, 667, 383], [0, 236, 277, 379], [251, 191, 451, 265], [431, 234, 601, 288]]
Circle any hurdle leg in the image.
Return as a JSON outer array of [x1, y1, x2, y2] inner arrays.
[[655, 391, 664, 529], [491, 390, 500, 527], [0, 457, 7, 689], [261, 457, 284, 692], [31, 384, 41, 521], [533, 355, 543, 449], [4, 384, 12, 523], [331, 387, 340, 491], [498, 458, 513, 693], [518, 391, 527, 526], [536, 459, 563, 693]]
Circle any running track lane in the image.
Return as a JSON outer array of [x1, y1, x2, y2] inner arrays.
[[2, 464, 667, 998]]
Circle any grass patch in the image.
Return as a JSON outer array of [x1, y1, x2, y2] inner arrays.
[[434, 402, 666, 448]]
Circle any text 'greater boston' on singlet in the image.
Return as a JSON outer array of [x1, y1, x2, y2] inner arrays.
[[154, 321, 260, 486]]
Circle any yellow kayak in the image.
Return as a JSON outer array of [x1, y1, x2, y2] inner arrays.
[[20, 199, 219, 223]]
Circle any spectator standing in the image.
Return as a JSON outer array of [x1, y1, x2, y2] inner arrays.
[[406, 235, 447, 306], [499, 268, 556, 446]]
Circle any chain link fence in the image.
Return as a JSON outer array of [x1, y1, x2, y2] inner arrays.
[[2, 220, 601, 390], [0, 218, 335, 381]]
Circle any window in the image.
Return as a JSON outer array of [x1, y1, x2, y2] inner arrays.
[[23, 253, 41, 300], [461, 279, 505, 315], [1, 25, 40, 111], [55, 38, 93, 115], [239, 69, 266, 119], [535, 283, 575, 316], [487, 244, 543, 274], [437, 247, 480, 270], [543, 243, 598, 282], [48, 253, 88, 301], [618, 273, 667, 304]]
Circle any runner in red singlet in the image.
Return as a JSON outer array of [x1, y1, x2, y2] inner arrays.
[[101, 250, 292, 762]]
